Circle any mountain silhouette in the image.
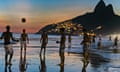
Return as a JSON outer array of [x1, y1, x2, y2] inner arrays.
[[37, 0, 120, 35], [36, 24, 59, 34]]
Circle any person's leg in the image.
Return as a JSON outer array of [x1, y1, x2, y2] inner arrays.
[[24, 43, 27, 51], [21, 43, 23, 54], [4, 46, 8, 65], [5, 53, 8, 65], [61, 52, 65, 65], [40, 47, 43, 55], [60, 50, 65, 66], [9, 49, 13, 65], [44, 44, 46, 55]]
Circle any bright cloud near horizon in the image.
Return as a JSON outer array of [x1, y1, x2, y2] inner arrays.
[[0, 0, 119, 33]]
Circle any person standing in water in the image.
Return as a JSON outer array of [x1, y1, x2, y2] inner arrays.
[[0, 25, 18, 65], [20, 29, 29, 53], [97, 34, 102, 49], [68, 34, 72, 48], [113, 36, 119, 48], [40, 31, 48, 55]]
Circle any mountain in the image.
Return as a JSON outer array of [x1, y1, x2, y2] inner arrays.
[[36, 24, 58, 34], [37, 0, 120, 35], [72, 0, 120, 35]]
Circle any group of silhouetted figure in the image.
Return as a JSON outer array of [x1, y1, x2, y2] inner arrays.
[[0, 25, 66, 72], [80, 28, 119, 72], [0, 25, 119, 72], [0, 25, 29, 72]]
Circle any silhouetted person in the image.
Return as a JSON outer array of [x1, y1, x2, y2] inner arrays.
[[39, 55, 46, 72], [113, 36, 118, 48], [19, 48, 27, 72], [109, 35, 112, 41], [68, 34, 72, 48], [97, 34, 102, 49], [59, 28, 66, 66], [40, 31, 48, 55], [92, 35, 96, 48], [68, 34, 72, 55], [89, 30, 96, 48], [20, 29, 29, 54], [88, 35, 92, 48], [0, 25, 18, 65]]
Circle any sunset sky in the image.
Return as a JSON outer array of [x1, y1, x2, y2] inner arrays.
[[0, 0, 120, 33]]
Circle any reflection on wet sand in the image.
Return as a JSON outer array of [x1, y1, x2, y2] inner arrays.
[[59, 52, 65, 72], [4, 65, 12, 72], [19, 49, 27, 72], [39, 55, 46, 72], [90, 53, 110, 68], [68, 34, 72, 55], [112, 48, 120, 53], [82, 47, 89, 72]]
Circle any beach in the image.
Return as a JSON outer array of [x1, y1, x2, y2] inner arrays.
[[0, 34, 120, 72]]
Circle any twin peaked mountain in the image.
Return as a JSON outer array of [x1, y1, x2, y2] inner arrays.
[[38, 0, 120, 35]]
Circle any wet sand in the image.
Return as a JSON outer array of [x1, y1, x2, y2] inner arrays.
[[0, 35, 120, 72]]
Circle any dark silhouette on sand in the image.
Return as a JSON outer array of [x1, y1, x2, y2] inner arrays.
[[40, 31, 48, 55], [20, 29, 29, 54], [81, 29, 90, 72], [59, 28, 66, 66], [0, 25, 18, 65], [113, 36, 119, 48], [97, 34, 102, 49], [68, 34, 72, 55]]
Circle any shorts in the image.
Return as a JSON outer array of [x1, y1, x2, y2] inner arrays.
[[59, 49, 65, 56], [4, 44, 13, 54], [21, 41, 27, 45], [41, 43, 47, 48]]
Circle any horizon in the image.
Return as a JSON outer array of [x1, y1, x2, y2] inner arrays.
[[0, 0, 120, 33]]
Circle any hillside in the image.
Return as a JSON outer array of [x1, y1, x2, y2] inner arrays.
[[37, 0, 120, 35]]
